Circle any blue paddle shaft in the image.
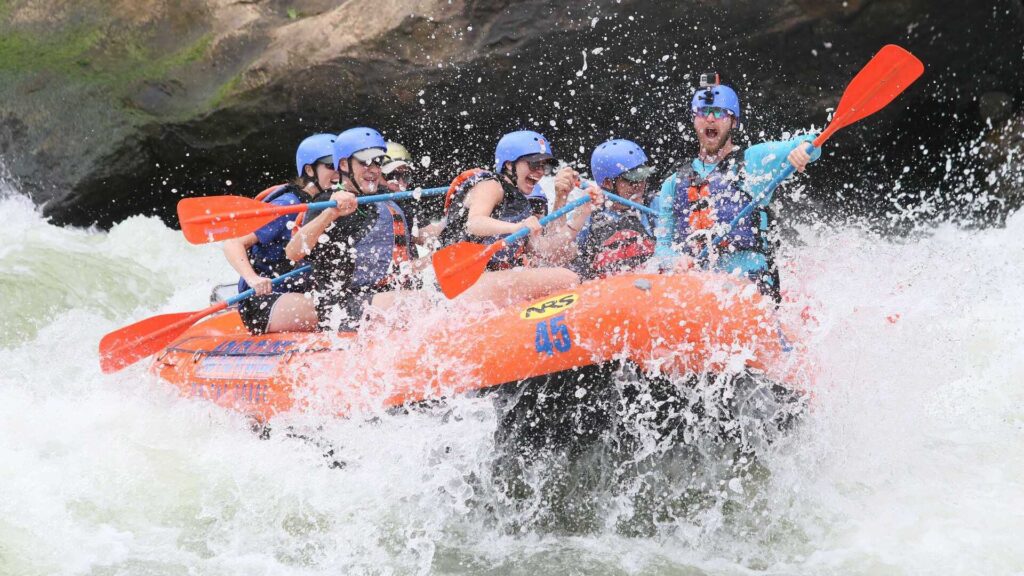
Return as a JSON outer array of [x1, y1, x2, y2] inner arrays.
[[303, 186, 447, 213], [602, 192, 658, 216], [576, 180, 658, 217], [697, 147, 816, 260], [503, 195, 592, 245], [226, 265, 312, 306]]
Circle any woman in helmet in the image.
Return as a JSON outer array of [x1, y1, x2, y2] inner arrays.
[[380, 140, 444, 248], [568, 138, 658, 280], [381, 141, 414, 192], [286, 127, 420, 332], [439, 130, 602, 303], [223, 133, 337, 335]]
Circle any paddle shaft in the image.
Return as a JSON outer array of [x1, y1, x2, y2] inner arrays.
[[226, 265, 312, 306], [184, 186, 446, 226], [506, 194, 592, 245], [696, 143, 816, 260], [575, 178, 658, 217], [603, 192, 658, 217], [440, 195, 592, 279]]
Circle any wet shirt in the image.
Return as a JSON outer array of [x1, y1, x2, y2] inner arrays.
[[303, 190, 416, 331], [304, 190, 379, 297]]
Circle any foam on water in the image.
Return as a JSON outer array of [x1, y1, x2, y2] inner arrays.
[[1, 184, 1022, 575]]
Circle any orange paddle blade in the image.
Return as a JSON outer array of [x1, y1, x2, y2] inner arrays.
[[817, 44, 924, 145], [99, 304, 224, 373], [432, 241, 503, 299], [178, 195, 305, 244]]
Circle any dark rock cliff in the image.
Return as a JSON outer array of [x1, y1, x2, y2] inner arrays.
[[1, 0, 1022, 228]]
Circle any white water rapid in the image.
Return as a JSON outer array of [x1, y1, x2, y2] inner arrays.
[[1, 175, 1021, 575]]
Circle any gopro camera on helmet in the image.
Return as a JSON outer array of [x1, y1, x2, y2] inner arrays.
[[699, 72, 720, 88]]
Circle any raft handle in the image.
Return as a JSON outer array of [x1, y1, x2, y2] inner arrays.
[[156, 350, 175, 365]]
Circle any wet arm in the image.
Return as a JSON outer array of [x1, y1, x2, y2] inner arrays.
[[527, 210, 580, 265], [744, 136, 823, 205], [223, 233, 261, 283], [465, 181, 521, 237], [285, 210, 336, 261]]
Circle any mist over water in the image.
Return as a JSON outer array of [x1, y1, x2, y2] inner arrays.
[[1, 171, 1022, 575]]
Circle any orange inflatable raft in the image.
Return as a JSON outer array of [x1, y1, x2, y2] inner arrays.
[[151, 272, 810, 422]]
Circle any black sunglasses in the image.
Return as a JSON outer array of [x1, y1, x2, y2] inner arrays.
[[527, 159, 557, 175]]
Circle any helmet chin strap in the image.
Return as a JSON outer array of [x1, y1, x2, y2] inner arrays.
[[304, 166, 329, 196], [345, 157, 366, 196], [501, 161, 515, 180]]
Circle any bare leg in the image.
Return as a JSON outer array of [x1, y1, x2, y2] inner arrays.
[[323, 267, 579, 330], [457, 267, 579, 307], [265, 293, 318, 332], [368, 266, 578, 315], [368, 289, 422, 310]]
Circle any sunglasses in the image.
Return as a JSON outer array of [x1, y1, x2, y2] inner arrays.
[[526, 159, 557, 175], [694, 106, 732, 120], [617, 177, 648, 187], [312, 155, 336, 170], [354, 156, 386, 168]]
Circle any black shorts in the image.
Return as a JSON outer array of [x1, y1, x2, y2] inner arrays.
[[238, 293, 285, 335], [313, 290, 374, 333]]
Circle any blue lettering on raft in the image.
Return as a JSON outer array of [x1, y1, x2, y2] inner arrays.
[[210, 339, 296, 355], [189, 381, 270, 404], [196, 355, 279, 380], [534, 314, 572, 356]]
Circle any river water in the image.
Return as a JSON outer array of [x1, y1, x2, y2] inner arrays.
[[1, 173, 1022, 575]]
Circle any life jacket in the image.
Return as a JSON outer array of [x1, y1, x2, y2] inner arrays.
[[351, 201, 415, 290], [255, 184, 306, 231], [237, 183, 312, 293], [444, 168, 485, 213], [440, 169, 532, 270], [672, 152, 772, 258], [576, 209, 655, 279]]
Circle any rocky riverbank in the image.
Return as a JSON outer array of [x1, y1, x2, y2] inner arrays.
[[1, 0, 1021, 227]]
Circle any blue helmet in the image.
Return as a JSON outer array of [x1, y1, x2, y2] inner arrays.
[[494, 130, 555, 173], [691, 84, 741, 119], [295, 133, 336, 177], [590, 139, 650, 186], [333, 127, 387, 170]]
